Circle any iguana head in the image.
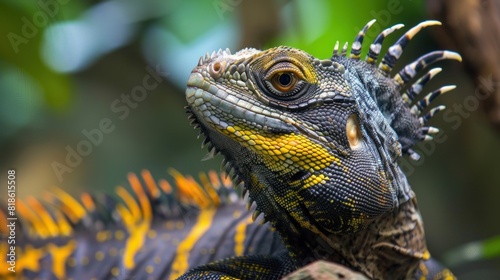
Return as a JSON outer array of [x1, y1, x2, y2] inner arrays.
[[186, 20, 460, 237]]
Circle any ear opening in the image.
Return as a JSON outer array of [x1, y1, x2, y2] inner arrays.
[[346, 114, 362, 150]]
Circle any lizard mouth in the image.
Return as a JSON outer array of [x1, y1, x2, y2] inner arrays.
[[186, 107, 325, 232], [186, 104, 267, 222], [185, 72, 309, 226]]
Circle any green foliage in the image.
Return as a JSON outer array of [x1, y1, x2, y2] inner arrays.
[[444, 235, 500, 266], [267, 0, 425, 58], [0, 1, 73, 112]]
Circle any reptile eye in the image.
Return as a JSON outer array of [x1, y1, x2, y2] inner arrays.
[[346, 114, 362, 150], [271, 72, 297, 92], [261, 61, 309, 100]]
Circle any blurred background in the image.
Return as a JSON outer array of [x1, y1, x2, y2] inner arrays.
[[0, 0, 499, 278]]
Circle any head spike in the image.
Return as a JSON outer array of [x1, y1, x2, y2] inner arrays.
[[246, 198, 254, 211], [332, 41, 340, 57], [350, 19, 376, 59], [422, 135, 434, 141], [394, 51, 462, 87], [241, 187, 248, 199], [401, 67, 442, 104], [341, 42, 349, 57], [407, 148, 421, 161], [252, 210, 261, 222], [366, 23, 405, 64], [421, 126, 440, 135], [201, 147, 218, 161], [419, 105, 446, 125], [379, 20, 442, 75], [410, 85, 456, 116], [201, 137, 210, 148]]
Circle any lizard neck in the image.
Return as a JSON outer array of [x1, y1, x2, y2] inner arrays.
[[276, 193, 427, 279]]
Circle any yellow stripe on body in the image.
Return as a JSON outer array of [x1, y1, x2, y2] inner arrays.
[[116, 203, 135, 231], [47, 240, 76, 280], [123, 221, 149, 269], [301, 173, 328, 189], [419, 261, 429, 280], [0, 243, 16, 279], [234, 215, 254, 256], [169, 208, 217, 279], [17, 245, 45, 274], [119, 173, 154, 270]]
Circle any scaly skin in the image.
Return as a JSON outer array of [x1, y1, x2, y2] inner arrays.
[[0, 20, 460, 280], [183, 20, 460, 279], [0, 170, 285, 280]]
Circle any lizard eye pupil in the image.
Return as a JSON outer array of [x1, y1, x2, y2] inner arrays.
[[271, 72, 297, 92], [278, 73, 292, 86]]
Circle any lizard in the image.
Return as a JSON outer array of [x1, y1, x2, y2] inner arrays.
[[0, 19, 460, 280], [0, 169, 286, 280], [181, 19, 461, 279]]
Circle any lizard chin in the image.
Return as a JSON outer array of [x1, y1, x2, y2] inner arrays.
[[186, 104, 309, 229]]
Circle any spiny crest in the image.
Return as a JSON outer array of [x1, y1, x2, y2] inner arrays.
[[334, 19, 462, 160], [187, 106, 264, 223], [0, 170, 235, 239], [198, 48, 232, 66]]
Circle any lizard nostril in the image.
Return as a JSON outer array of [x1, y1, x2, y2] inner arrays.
[[209, 61, 225, 78], [213, 62, 221, 72]]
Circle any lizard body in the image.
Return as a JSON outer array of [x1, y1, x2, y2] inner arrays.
[[0, 20, 460, 280], [0, 170, 285, 280]]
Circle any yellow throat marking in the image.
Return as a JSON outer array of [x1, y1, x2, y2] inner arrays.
[[223, 126, 339, 179]]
